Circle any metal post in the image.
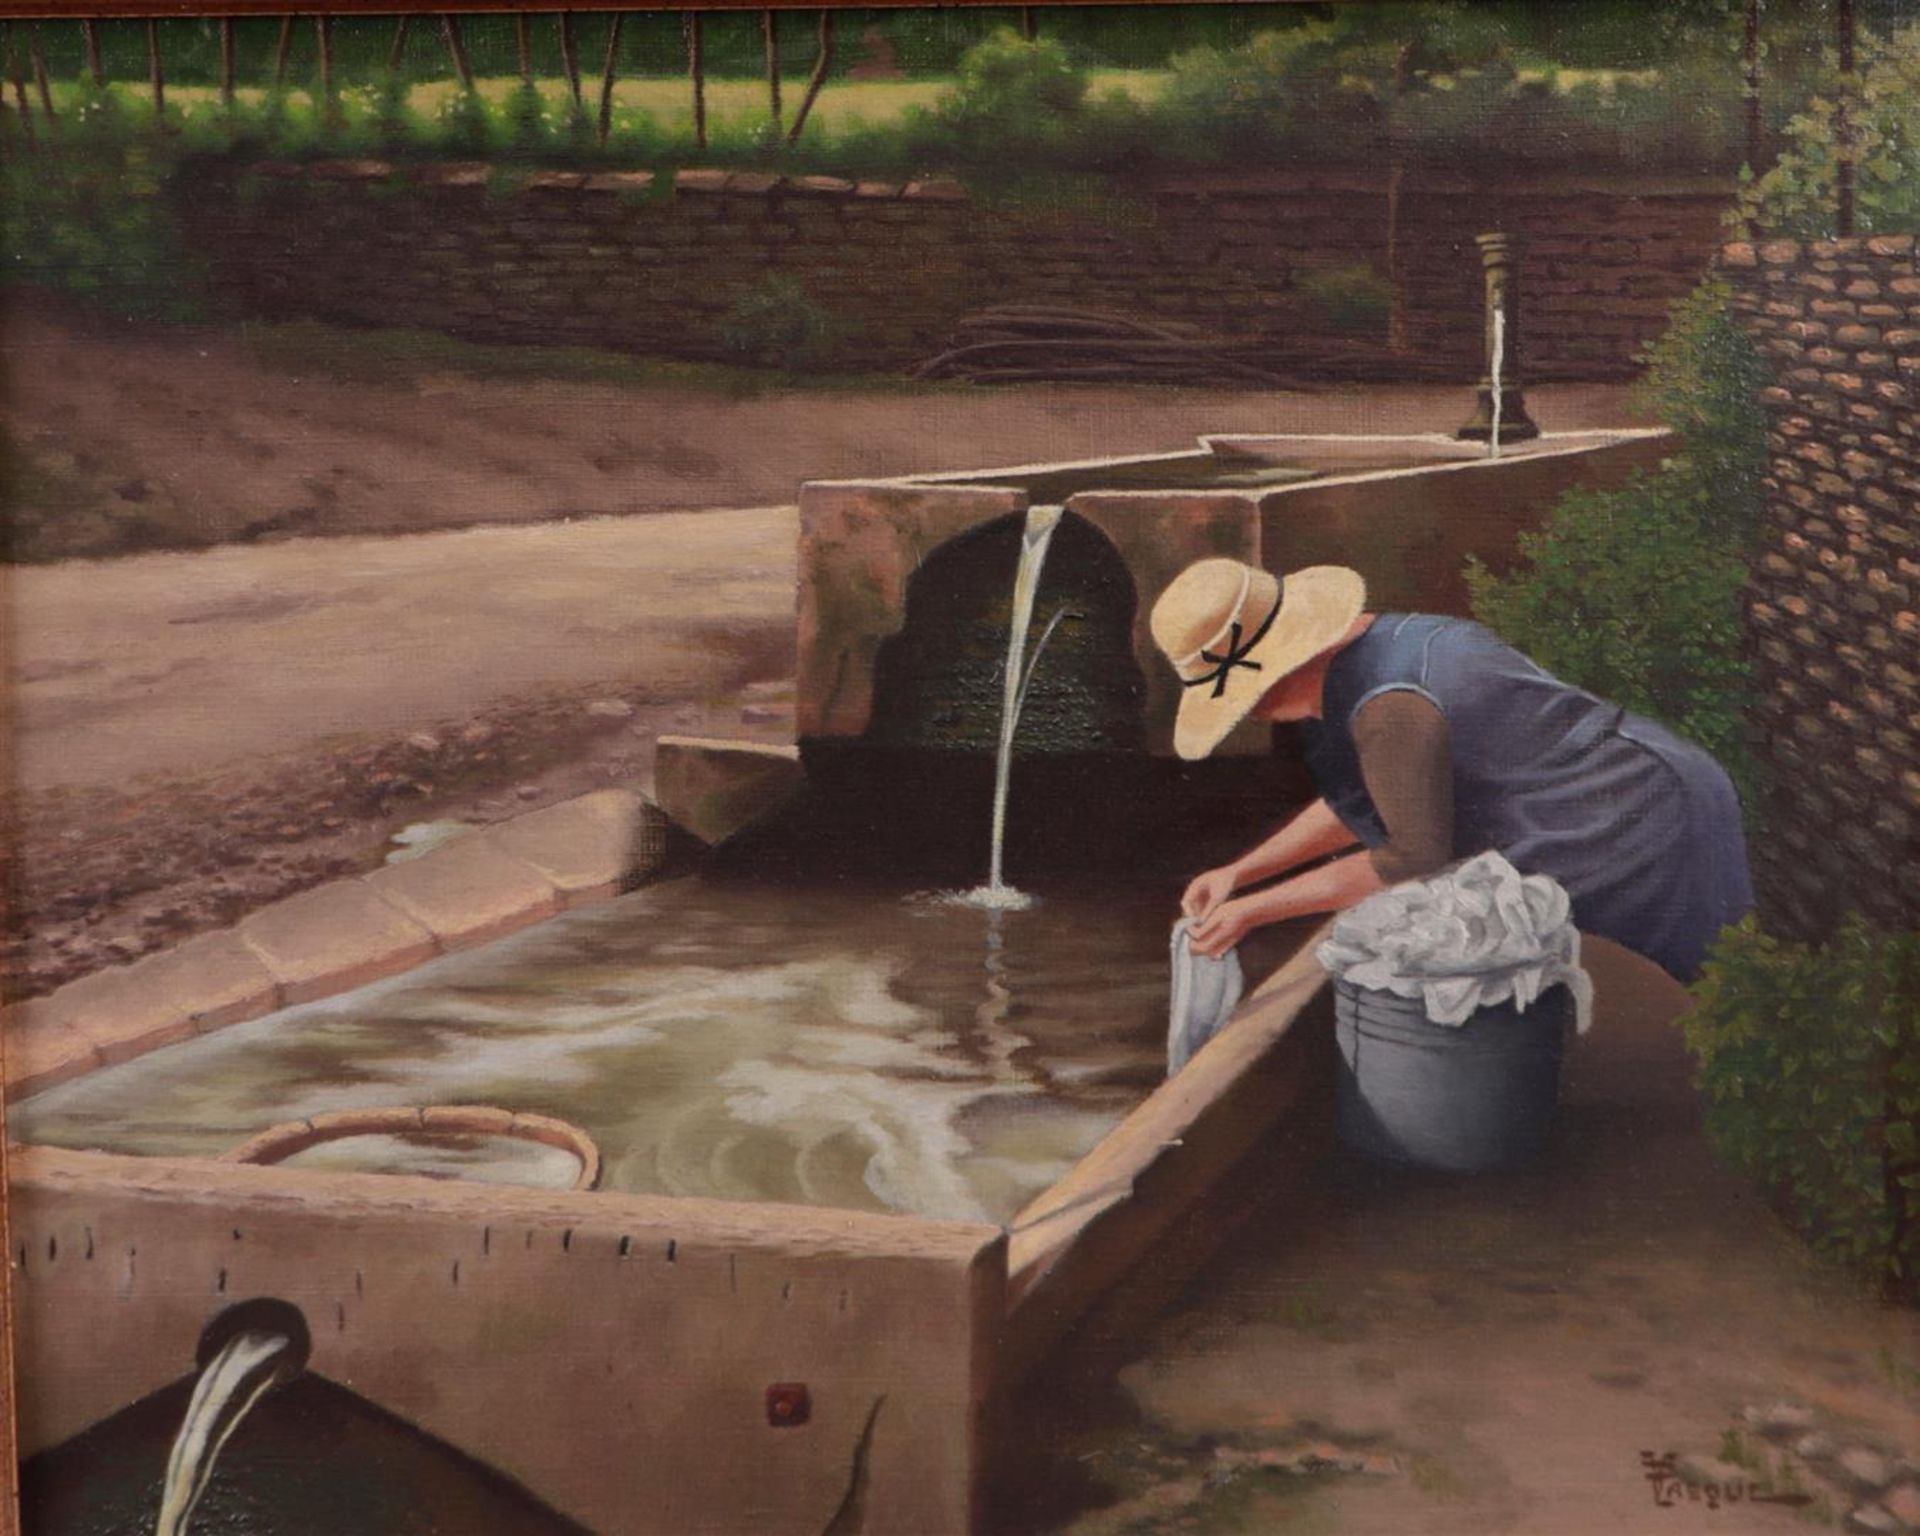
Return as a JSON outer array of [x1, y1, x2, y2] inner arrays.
[[1456, 232, 1540, 444]]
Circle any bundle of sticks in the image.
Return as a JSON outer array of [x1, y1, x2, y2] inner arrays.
[[913, 305, 1298, 388]]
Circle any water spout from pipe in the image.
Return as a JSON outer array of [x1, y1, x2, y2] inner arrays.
[[961, 504, 1064, 910], [1488, 304, 1506, 460], [156, 1306, 307, 1536]]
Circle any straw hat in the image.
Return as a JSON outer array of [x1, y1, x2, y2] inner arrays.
[[1151, 558, 1366, 760]]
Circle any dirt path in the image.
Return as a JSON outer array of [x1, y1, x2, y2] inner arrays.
[[2, 297, 1640, 560]]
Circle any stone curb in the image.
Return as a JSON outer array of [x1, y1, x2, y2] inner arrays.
[[241, 157, 952, 206], [3, 788, 670, 1101]]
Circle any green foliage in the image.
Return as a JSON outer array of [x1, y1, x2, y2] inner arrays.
[[1296, 264, 1392, 334], [0, 98, 202, 320], [715, 275, 841, 373], [1631, 281, 1773, 545], [899, 28, 1153, 175], [1740, 17, 1920, 236], [1684, 916, 1920, 1297], [1465, 281, 1769, 795]]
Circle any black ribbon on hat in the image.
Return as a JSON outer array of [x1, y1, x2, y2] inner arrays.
[[1182, 584, 1283, 700]]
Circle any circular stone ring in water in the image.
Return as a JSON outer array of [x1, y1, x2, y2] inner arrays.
[[222, 1106, 603, 1191]]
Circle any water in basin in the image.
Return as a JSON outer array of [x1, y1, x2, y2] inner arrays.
[[16, 876, 1305, 1225]]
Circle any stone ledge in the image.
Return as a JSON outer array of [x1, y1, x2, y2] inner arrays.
[[653, 737, 803, 847], [4, 787, 678, 1102], [364, 833, 563, 951], [239, 879, 440, 1005], [477, 787, 667, 906]]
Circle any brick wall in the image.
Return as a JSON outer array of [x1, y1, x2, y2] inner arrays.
[[1721, 235, 1920, 938], [178, 159, 1731, 381]]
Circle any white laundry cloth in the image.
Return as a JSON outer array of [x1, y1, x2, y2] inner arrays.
[[1167, 918, 1246, 1075], [1315, 851, 1594, 1032]]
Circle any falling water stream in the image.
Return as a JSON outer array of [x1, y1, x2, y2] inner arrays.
[[1488, 304, 1507, 460], [155, 1329, 298, 1536], [966, 503, 1065, 909]]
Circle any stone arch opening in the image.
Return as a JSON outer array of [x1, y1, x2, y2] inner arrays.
[[864, 509, 1146, 755]]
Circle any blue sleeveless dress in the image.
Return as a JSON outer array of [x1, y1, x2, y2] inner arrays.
[[1295, 615, 1754, 983]]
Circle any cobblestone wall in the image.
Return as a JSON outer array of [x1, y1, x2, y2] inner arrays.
[[179, 159, 1731, 381], [1721, 235, 1920, 937]]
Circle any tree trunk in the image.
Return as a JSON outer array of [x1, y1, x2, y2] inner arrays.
[[559, 13, 581, 105], [146, 18, 165, 117], [442, 14, 474, 92], [81, 18, 104, 88], [517, 13, 533, 87], [1021, 8, 1037, 42], [685, 12, 706, 148], [274, 16, 295, 88], [1836, 0, 1855, 236], [787, 12, 835, 146], [220, 17, 236, 106], [763, 9, 782, 136], [597, 12, 624, 145], [388, 16, 411, 73], [1743, 0, 1763, 171]]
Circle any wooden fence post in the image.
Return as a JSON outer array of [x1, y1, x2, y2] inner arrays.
[[274, 16, 295, 87], [597, 12, 624, 144], [28, 27, 54, 124], [442, 15, 474, 91], [685, 11, 706, 148], [81, 18, 104, 88], [559, 13, 581, 105], [146, 18, 165, 117], [316, 15, 336, 125], [787, 11, 835, 147], [220, 17, 236, 106], [764, 9, 783, 136], [6, 27, 35, 147]]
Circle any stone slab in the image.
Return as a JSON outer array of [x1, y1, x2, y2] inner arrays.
[[238, 881, 439, 1005], [652, 737, 803, 847], [365, 835, 563, 951], [4, 1013, 103, 1100], [476, 787, 665, 907]]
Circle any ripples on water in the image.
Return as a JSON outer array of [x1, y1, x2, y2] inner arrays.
[[17, 878, 1186, 1225]]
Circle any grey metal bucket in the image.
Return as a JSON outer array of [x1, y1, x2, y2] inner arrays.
[[1333, 978, 1572, 1173]]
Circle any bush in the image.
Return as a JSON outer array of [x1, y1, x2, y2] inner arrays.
[[1741, 18, 1920, 236], [1464, 280, 1770, 794], [1684, 916, 1920, 1298], [0, 97, 202, 321], [1296, 264, 1392, 333], [716, 275, 841, 373]]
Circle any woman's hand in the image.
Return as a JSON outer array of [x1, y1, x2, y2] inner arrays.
[[1181, 865, 1239, 923], [1188, 896, 1257, 959]]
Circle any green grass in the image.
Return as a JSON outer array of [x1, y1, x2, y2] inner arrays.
[[45, 71, 1170, 145]]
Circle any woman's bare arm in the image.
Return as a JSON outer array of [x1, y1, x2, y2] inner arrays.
[[1181, 797, 1360, 920], [1188, 849, 1386, 956]]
